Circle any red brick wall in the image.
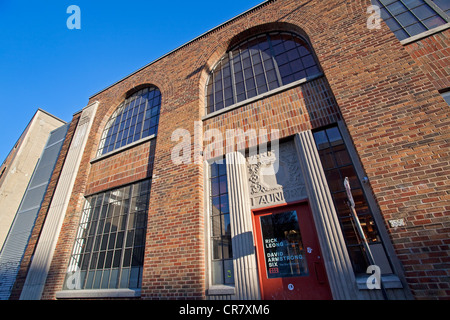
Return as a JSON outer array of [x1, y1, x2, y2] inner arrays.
[[203, 76, 341, 152], [85, 140, 156, 196], [317, 1, 450, 300], [39, 0, 449, 300], [404, 29, 450, 92]]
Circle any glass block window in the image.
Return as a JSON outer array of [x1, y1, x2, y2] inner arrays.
[[372, 0, 450, 41], [97, 87, 161, 156], [206, 32, 321, 114], [209, 160, 234, 285], [64, 180, 150, 290], [313, 126, 392, 275]]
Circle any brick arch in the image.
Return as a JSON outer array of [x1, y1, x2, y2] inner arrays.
[[94, 70, 173, 130], [124, 83, 159, 99], [226, 21, 312, 51], [344, 0, 373, 17]]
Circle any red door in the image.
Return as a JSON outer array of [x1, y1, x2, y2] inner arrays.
[[253, 202, 332, 300]]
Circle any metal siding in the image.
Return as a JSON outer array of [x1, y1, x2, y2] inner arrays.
[[28, 143, 64, 188], [0, 123, 69, 300]]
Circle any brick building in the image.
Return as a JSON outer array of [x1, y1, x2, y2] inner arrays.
[[0, 110, 65, 251], [0, 110, 66, 300], [7, 0, 449, 300]]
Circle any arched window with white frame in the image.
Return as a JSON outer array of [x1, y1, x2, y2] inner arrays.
[[97, 86, 161, 156], [205, 32, 322, 115]]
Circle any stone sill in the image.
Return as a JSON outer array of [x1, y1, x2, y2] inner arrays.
[[202, 73, 324, 121], [355, 274, 403, 290], [401, 23, 450, 46], [90, 134, 155, 164], [56, 288, 141, 299], [207, 285, 235, 296]]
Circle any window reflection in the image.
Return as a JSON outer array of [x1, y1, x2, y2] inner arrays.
[[64, 180, 150, 290], [209, 160, 234, 285], [313, 126, 390, 274], [97, 87, 161, 156], [260, 211, 309, 279], [206, 32, 321, 114], [372, 0, 449, 41]]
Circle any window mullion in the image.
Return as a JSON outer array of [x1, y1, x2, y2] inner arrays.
[[98, 195, 109, 280], [80, 202, 95, 288], [138, 93, 149, 140], [384, 4, 414, 37], [205, 77, 211, 115], [123, 99, 135, 144], [238, 46, 249, 101], [67, 181, 150, 290], [117, 185, 133, 288], [212, 66, 217, 113], [379, 0, 449, 39], [425, 0, 450, 21], [229, 51, 237, 107], [248, 42, 259, 96], [398, 0, 431, 31], [259, 44, 271, 92], [130, 95, 142, 141], [113, 103, 126, 150], [267, 33, 283, 87], [221, 59, 226, 109], [89, 194, 105, 287]]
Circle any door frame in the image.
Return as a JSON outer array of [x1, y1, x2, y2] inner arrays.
[[251, 199, 331, 300]]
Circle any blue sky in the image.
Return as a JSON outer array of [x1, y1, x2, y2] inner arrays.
[[0, 0, 264, 163]]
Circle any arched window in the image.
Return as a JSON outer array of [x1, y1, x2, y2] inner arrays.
[[97, 87, 161, 156], [206, 32, 321, 114]]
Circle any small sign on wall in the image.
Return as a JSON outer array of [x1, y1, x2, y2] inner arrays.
[[389, 218, 406, 228]]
